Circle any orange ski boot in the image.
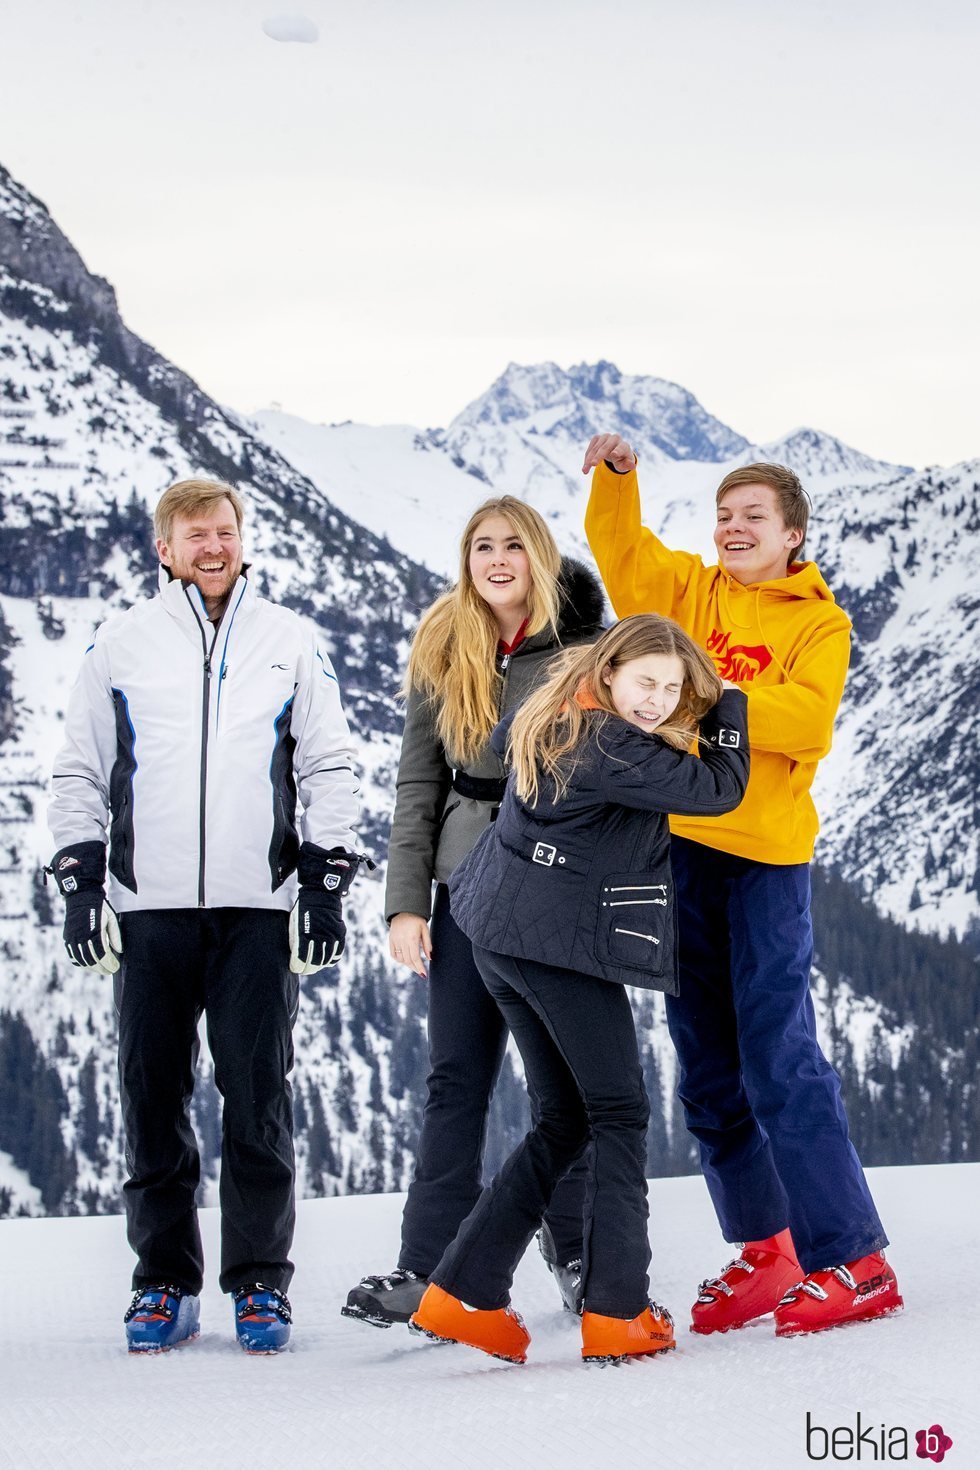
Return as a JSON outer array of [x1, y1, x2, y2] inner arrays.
[[774, 1252, 903, 1336], [581, 1301, 675, 1364], [691, 1229, 801, 1334], [410, 1284, 530, 1363]]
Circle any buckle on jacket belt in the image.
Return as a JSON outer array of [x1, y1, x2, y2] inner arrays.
[[532, 842, 556, 867]]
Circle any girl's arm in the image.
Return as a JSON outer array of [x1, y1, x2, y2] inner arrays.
[[384, 684, 453, 923], [597, 689, 750, 817]]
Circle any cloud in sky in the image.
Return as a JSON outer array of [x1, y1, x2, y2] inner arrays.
[[1, 0, 978, 466], [261, 15, 319, 43]]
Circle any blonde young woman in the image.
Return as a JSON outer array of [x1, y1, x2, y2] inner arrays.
[[342, 497, 605, 1328], [409, 616, 749, 1364]]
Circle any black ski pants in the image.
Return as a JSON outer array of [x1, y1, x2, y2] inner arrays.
[[431, 946, 652, 1319], [114, 908, 298, 1297], [398, 885, 587, 1276]]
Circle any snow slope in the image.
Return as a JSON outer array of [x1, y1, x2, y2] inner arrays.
[[241, 411, 490, 574], [1, 1164, 975, 1470]]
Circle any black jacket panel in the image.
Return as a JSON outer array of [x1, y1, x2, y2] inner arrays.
[[448, 688, 749, 993]]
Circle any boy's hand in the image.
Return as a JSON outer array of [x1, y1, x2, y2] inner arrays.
[[582, 434, 637, 475]]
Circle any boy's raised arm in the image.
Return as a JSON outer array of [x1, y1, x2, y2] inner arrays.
[[583, 434, 709, 622]]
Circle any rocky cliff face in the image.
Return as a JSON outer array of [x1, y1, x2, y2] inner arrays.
[[0, 164, 118, 320]]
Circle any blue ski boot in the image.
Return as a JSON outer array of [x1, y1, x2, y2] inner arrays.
[[125, 1285, 200, 1353], [234, 1284, 292, 1354]]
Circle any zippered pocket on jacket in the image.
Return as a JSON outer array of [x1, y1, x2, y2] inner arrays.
[[607, 883, 669, 909], [596, 874, 671, 974], [108, 790, 137, 894], [436, 799, 460, 835], [613, 926, 661, 944]]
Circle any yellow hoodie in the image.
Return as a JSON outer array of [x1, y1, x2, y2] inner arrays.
[[585, 461, 851, 865]]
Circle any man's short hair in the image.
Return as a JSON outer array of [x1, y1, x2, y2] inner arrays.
[[154, 479, 245, 546], [714, 462, 809, 560]]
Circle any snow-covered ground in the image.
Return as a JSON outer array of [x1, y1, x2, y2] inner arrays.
[[2, 1165, 975, 1469]]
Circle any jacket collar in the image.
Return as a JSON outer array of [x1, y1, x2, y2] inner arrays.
[[157, 565, 255, 634]]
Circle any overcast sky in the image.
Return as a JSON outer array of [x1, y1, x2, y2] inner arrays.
[[2, 0, 977, 467]]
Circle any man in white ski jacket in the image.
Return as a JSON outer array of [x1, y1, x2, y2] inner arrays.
[[48, 477, 363, 1354]]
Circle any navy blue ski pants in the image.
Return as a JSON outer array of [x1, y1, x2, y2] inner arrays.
[[664, 837, 887, 1273], [431, 946, 651, 1319], [398, 885, 586, 1275]]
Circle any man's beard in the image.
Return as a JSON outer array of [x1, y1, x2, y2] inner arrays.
[[169, 556, 243, 604]]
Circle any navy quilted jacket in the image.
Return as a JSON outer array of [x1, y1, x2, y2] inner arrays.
[[448, 688, 749, 993]]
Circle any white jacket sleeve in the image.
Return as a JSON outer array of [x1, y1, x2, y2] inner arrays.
[[49, 628, 116, 852], [291, 632, 361, 852]]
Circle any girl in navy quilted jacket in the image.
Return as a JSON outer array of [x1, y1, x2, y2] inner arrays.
[[409, 613, 749, 1365]]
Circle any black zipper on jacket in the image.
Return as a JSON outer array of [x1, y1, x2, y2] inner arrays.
[[496, 649, 512, 716], [495, 621, 554, 714], [186, 589, 219, 907]]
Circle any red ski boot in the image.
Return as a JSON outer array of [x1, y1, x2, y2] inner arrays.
[[410, 1284, 530, 1363], [774, 1252, 903, 1336], [690, 1229, 801, 1334]]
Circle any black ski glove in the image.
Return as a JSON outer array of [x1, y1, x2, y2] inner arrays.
[[47, 841, 122, 975], [289, 844, 371, 975]]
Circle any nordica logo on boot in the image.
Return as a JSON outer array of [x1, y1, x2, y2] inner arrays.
[[805, 1413, 954, 1461]]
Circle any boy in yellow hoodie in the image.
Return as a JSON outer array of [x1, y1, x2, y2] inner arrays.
[[584, 432, 902, 1337]]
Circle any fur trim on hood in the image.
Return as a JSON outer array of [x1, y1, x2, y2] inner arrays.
[[557, 557, 607, 641]]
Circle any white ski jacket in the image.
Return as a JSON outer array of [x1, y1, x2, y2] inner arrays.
[[49, 570, 361, 914]]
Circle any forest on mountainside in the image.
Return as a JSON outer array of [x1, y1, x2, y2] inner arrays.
[[2, 862, 975, 1219]]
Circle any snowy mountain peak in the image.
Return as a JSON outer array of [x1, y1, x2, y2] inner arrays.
[[567, 357, 624, 401], [451, 358, 749, 465], [463, 359, 571, 425], [755, 426, 910, 485]]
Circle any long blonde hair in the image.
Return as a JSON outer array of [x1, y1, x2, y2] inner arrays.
[[509, 615, 723, 804], [406, 497, 562, 765]]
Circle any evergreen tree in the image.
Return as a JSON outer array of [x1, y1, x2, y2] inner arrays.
[[333, 1063, 358, 1132], [306, 1082, 339, 1194], [76, 1051, 102, 1163]]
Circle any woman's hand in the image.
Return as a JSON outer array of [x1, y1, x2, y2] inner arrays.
[[388, 912, 433, 978], [582, 433, 637, 475]]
